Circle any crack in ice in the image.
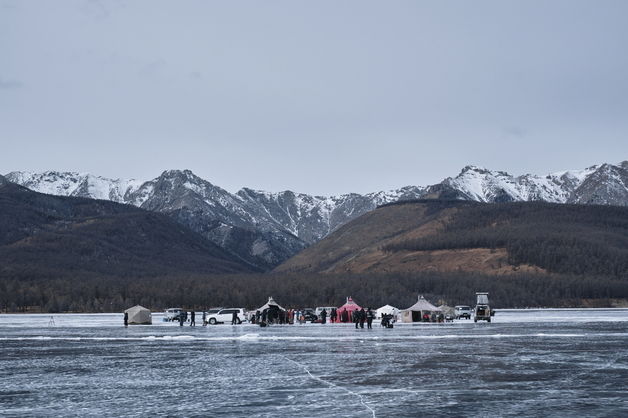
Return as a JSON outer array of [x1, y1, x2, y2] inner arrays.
[[281, 355, 376, 418]]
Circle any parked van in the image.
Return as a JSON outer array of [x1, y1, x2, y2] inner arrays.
[[315, 307, 336, 317], [165, 308, 183, 322], [454, 305, 472, 319]]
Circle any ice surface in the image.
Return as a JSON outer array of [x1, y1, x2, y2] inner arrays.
[[1, 309, 627, 417]]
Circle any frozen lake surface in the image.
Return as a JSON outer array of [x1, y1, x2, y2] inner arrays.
[[1, 309, 627, 417]]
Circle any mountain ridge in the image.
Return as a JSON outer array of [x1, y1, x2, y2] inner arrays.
[[0, 178, 256, 280], [6, 160, 628, 270]]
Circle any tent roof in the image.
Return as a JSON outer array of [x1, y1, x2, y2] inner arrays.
[[337, 296, 362, 311], [256, 296, 285, 312], [125, 305, 150, 314], [376, 305, 399, 313], [403, 295, 441, 312]]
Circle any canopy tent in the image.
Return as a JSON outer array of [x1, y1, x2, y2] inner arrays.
[[335, 297, 362, 323], [124, 305, 152, 325], [256, 296, 286, 312], [376, 304, 399, 320], [400, 295, 441, 323], [438, 304, 455, 316], [254, 296, 286, 324]]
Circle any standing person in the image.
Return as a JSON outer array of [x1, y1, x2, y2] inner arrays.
[[231, 310, 239, 325], [330, 308, 337, 323], [320, 309, 327, 324], [190, 310, 195, 326], [202, 311, 207, 326], [359, 308, 366, 329], [354, 310, 360, 329], [124, 312, 128, 327], [255, 310, 261, 324], [179, 312, 184, 327], [366, 308, 374, 329]]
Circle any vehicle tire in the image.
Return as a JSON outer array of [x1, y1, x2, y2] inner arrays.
[[209, 318, 217, 325], [487, 318, 491, 323], [474, 318, 477, 323]]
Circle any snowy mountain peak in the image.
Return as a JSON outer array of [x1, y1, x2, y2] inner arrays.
[[4, 170, 143, 203], [5, 160, 628, 270]]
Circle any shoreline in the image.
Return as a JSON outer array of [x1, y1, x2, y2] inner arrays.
[[2, 307, 628, 315]]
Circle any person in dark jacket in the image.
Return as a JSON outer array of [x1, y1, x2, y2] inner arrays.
[[341, 309, 349, 323], [190, 311, 195, 326], [366, 308, 374, 329], [354, 310, 360, 329], [231, 311, 239, 325], [202, 311, 207, 326], [320, 309, 327, 324], [359, 308, 366, 329], [179, 313, 184, 326], [124, 312, 128, 327], [330, 308, 337, 323]]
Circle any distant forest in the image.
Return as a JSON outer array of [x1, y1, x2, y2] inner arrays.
[[2, 271, 627, 313], [382, 201, 628, 278]]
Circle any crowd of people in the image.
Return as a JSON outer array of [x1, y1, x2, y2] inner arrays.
[[161, 307, 399, 328], [244, 306, 394, 329]]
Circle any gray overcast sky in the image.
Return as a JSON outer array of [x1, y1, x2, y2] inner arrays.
[[1, 0, 627, 195]]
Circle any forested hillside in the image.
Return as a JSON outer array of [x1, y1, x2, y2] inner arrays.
[[0, 177, 256, 281], [381, 200, 628, 278], [277, 200, 628, 278]]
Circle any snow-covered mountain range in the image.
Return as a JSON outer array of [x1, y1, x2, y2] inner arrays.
[[6, 161, 627, 270]]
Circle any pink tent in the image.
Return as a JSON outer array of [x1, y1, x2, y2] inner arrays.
[[335, 296, 362, 323]]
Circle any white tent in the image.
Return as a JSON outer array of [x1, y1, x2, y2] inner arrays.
[[256, 296, 286, 312], [124, 305, 152, 325], [400, 295, 441, 323], [376, 305, 399, 320], [438, 304, 455, 316]]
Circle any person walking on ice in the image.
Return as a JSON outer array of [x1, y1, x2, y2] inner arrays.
[[366, 308, 374, 329]]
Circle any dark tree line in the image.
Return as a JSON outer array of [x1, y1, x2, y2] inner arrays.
[[2, 271, 627, 313]]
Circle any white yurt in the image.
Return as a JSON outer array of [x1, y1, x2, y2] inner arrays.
[[124, 305, 152, 325], [400, 295, 441, 323], [376, 304, 399, 320], [256, 296, 286, 312]]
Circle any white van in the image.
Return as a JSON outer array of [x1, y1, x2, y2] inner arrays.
[[315, 307, 336, 317], [165, 308, 183, 321], [454, 305, 472, 319]]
